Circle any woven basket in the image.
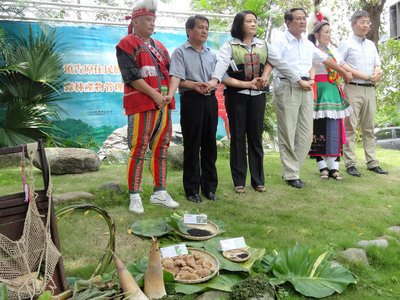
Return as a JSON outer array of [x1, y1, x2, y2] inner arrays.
[[175, 221, 219, 241], [174, 248, 219, 284]]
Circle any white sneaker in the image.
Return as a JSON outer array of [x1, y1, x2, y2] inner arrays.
[[150, 190, 179, 209], [129, 194, 144, 213]]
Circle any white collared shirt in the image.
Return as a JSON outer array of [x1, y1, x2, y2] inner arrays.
[[273, 31, 328, 80], [337, 34, 381, 84]]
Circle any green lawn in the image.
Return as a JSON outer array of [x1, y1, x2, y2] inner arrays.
[[1, 146, 399, 299]]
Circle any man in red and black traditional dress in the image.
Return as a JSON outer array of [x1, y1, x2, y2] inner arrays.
[[116, 0, 179, 213]]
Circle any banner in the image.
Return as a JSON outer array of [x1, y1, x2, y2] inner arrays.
[[0, 21, 230, 146]]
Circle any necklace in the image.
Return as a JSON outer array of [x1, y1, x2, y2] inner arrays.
[[324, 46, 339, 84]]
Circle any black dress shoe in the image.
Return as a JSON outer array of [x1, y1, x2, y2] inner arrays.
[[368, 166, 388, 174], [347, 166, 361, 177], [285, 179, 304, 188], [186, 194, 202, 203], [202, 192, 218, 201]]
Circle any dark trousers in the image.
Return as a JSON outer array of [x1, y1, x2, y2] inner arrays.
[[180, 92, 218, 196], [225, 91, 266, 188]]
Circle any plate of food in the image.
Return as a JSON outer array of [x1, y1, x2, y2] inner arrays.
[[175, 221, 219, 241], [222, 248, 250, 262], [161, 248, 219, 284]]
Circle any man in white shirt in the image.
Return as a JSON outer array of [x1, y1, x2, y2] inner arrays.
[[273, 8, 352, 188], [338, 10, 388, 177]]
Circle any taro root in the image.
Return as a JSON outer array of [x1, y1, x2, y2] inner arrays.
[[162, 252, 214, 280]]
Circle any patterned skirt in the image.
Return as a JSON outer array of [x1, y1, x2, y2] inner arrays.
[[309, 75, 350, 157]]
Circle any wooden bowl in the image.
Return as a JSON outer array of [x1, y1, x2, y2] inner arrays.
[[173, 248, 219, 284], [175, 221, 219, 241], [222, 248, 250, 262]]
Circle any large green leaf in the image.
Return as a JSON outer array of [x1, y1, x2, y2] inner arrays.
[[130, 218, 171, 237], [172, 273, 243, 294], [270, 245, 357, 298]]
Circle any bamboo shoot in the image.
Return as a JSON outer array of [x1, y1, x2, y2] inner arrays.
[[144, 238, 166, 299], [113, 253, 149, 300]]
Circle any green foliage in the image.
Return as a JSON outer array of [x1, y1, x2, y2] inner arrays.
[[0, 26, 66, 147], [264, 93, 276, 139], [45, 118, 117, 149], [192, 0, 313, 39], [131, 218, 172, 237], [229, 274, 275, 300], [375, 38, 400, 127], [256, 245, 357, 298]]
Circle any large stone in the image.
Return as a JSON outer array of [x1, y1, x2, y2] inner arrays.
[[53, 191, 95, 203], [100, 182, 122, 194], [34, 148, 100, 175], [167, 144, 184, 170], [340, 248, 369, 266], [98, 126, 130, 162], [388, 226, 400, 233], [356, 239, 389, 249], [98, 125, 183, 163]]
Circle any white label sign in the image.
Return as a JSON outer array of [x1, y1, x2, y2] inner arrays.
[[160, 243, 188, 258], [219, 237, 246, 251], [183, 214, 207, 224]]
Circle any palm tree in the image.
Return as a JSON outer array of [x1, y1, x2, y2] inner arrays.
[[0, 26, 65, 147]]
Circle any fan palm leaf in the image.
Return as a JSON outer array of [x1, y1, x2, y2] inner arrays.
[[0, 26, 66, 147]]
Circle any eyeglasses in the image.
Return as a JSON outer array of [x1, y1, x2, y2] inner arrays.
[[357, 20, 372, 26]]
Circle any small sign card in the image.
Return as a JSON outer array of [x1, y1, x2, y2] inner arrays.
[[219, 237, 247, 251], [160, 243, 188, 258], [183, 213, 207, 224]]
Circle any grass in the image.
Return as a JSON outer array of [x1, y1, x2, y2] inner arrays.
[[1, 146, 400, 299]]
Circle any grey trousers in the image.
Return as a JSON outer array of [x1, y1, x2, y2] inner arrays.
[[274, 80, 314, 180], [343, 84, 379, 169]]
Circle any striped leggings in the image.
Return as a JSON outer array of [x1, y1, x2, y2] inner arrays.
[[127, 107, 172, 193]]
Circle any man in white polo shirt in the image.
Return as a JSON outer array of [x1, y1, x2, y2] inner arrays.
[[273, 8, 352, 188], [338, 10, 388, 177]]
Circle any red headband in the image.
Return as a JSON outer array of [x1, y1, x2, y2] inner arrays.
[[126, 8, 156, 34], [131, 8, 156, 19]]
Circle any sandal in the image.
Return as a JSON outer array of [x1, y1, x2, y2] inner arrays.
[[329, 170, 343, 180], [320, 169, 329, 179], [234, 186, 245, 194], [254, 185, 266, 192]]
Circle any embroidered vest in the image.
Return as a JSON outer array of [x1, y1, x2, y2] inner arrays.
[[117, 34, 175, 114], [226, 41, 268, 93]]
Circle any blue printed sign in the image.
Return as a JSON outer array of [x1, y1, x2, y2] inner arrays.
[[0, 21, 230, 146]]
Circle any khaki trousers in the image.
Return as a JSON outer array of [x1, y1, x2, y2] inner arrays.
[[274, 80, 314, 180], [343, 84, 379, 169]]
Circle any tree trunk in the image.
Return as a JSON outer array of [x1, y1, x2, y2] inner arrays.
[[361, 0, 386, 46]]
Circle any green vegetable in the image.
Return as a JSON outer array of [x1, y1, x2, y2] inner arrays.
[[229, 274, 275, 300], [0, 283, 9, 300], [259, 245, 357, 298]]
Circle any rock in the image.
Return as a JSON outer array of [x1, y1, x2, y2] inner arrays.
[[53, 191, 95, 203], [195, 291, 230, 300], [0, 153, 20, 168], [330, 260, 342, 268], [98, 126, 130, 162], [378, 235, 399, 242], [167, 144, 184, 170], [356, 239, 388, 249], [98, 125, 183, 162], [100, 182, 122, 193], [34, 148, 101, 175], [340, 248, 369, 266], [388, 226, 400, 233]]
